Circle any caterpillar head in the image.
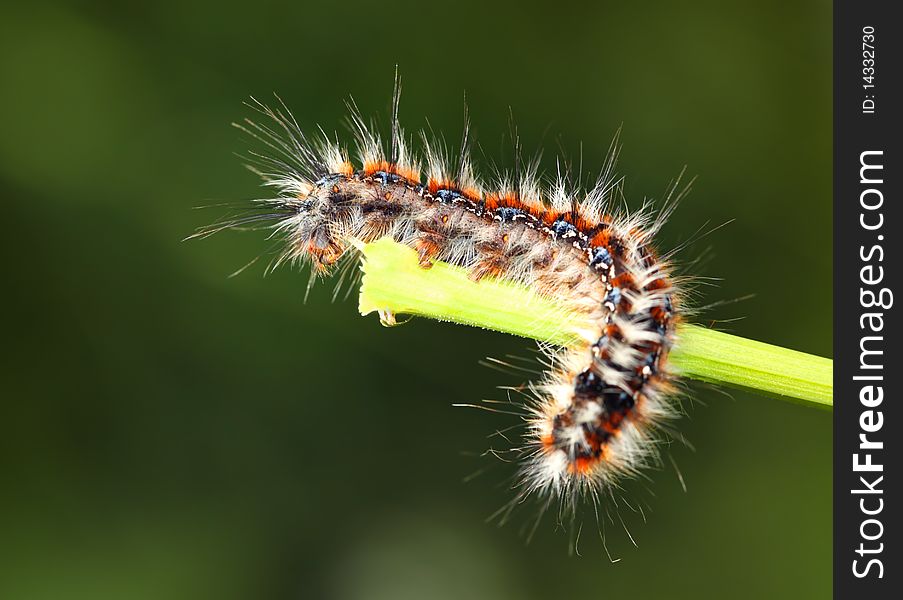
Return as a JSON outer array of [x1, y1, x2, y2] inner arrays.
[[270, 174, 353, 271]]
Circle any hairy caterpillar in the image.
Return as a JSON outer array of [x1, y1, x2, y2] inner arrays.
[[203, 83, 689, 531]]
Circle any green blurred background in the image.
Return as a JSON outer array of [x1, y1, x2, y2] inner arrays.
[[1, 1, 831, 598]]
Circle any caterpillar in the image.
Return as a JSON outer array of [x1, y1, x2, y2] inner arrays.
[[205, 84, 687, 527]]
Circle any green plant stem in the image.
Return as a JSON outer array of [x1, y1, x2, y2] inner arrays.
[[357, 238, 833, 409]]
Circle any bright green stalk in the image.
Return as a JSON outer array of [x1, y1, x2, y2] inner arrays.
[[356, 238, 833, 409]]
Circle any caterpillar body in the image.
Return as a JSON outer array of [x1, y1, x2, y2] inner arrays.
[[216, 89, 686, 521]]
